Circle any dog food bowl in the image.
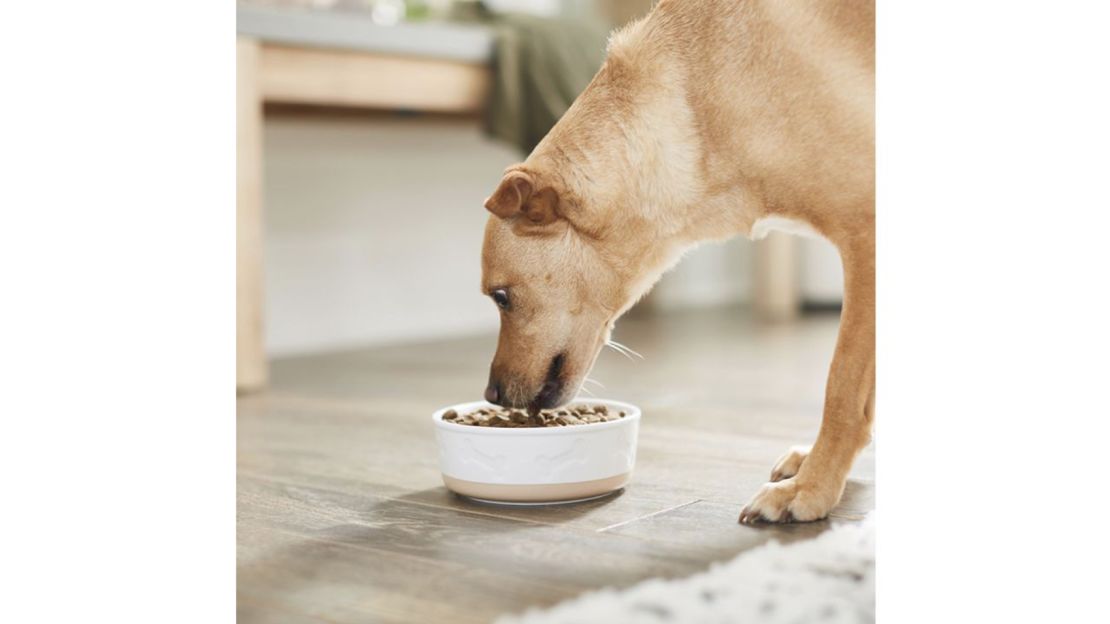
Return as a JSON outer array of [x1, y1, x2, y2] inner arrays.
[[432, 399, 641, 505]]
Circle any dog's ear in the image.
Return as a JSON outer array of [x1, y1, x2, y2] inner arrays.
[[485, 171, 532, 219], [484, 171, 559, 225]]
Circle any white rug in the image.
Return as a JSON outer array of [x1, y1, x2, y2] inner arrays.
[[498, 518, 875, 624]]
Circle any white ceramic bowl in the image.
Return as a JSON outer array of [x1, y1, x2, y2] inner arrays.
[[432, 398, 641, 504]]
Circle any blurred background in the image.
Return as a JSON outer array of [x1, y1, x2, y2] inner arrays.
[[236, 0, 843, 389]]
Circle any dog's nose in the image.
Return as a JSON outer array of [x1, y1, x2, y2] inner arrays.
[[484, 382, 501, 405]]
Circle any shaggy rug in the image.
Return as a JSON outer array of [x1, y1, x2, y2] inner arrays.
[[499, 517, 875, 624]]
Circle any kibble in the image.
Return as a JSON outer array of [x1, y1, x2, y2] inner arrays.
[[444, 404, 626, 428]]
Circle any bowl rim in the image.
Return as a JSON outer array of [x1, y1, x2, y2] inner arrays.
[[432, 398, 640, 436]]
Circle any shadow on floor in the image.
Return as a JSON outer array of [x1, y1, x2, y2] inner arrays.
[[395, 484, 629, 525]]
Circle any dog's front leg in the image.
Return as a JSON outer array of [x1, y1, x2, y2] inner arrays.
[[739, 230, 875, 524]]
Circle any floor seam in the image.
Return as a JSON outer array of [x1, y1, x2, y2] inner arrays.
[[596, 498, 703, 533]]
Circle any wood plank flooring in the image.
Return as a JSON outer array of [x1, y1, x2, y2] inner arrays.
[[237, 307, 874, 623]]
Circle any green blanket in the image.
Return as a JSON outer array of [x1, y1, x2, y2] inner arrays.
[[483, 14, 610, 155]]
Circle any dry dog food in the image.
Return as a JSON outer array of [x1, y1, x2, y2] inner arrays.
[[442, 404, 626, 428]]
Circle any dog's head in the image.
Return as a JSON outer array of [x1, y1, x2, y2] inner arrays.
[[479, 167, 629, 412]]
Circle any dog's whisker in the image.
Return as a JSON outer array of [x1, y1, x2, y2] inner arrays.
[[605, 340, 643, 361], [605, 341, 635, 361], [584, 377, 605, 389], [604, 340, 631, 357], [578, 385, 596, 397], [607, 339, 644, 359], [606, 340, 633, 358]]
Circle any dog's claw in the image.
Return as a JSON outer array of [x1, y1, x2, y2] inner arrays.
[[738, 506, 769, 525], [769, 446, 810, 483], [739, 505, 794, 524]]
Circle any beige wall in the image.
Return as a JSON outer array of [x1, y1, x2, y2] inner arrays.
[[800, 237, 844, 306], [263, 113, 518, 355]]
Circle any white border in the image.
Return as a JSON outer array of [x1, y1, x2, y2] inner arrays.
[[879, 1, 1110, 622]]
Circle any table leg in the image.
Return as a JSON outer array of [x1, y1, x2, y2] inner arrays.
[[753, 232, 801, 321], [237, 37, 267, 391]]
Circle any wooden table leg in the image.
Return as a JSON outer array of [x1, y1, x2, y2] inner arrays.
[[753, 232, 801, 321], [237, 37, 268, 392]]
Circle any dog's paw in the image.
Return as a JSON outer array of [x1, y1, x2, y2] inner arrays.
[[737, 478, 837, 524], [770, 445, 811, 482]]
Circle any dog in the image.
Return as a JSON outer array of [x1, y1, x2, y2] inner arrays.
[[479, 0, 874, 524]]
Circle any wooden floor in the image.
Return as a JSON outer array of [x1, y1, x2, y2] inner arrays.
[[237, 307, 875, 623]]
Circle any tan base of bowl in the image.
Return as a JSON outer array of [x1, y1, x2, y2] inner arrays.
[[442, 472, 630, 503]]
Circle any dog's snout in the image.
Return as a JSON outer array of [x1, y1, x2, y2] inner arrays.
[[531, 352, 567, 410], [484, 381, 502, 405]]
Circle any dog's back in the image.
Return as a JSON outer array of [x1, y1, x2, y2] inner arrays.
[[641, 0, 873, 227]]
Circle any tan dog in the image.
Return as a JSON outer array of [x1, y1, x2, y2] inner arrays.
[[480, 0, 873, 523]]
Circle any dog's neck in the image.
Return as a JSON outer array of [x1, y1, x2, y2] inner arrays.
[[528, 35, 703, 239]]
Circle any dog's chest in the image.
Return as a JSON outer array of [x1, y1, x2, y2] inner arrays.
[[749, 216, 823, 241]]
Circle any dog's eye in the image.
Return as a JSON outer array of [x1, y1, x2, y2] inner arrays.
[[491, 289, 510, 310]]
